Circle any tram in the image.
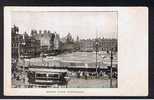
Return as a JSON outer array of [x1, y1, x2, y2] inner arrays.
[[27, 67, 68, 87]]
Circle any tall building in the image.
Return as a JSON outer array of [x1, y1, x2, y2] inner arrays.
[[23, 32, 40, 57], [32, 30, 60, 52], [11, 25, 24, 59]]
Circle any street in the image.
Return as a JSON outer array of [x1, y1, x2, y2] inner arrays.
[[12, 75, 117, 88], [22, 51, 117, 68], [13, 51, 118, 88]]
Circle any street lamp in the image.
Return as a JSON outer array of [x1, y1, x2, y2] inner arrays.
[[95, 40, 99, 77], [110, 48, 113, 88], [64, 73, 71, 88], [17, 35, 26, 84], [18, 35, 25, 61]]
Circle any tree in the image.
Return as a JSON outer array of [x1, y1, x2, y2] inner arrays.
[[75, 36, 80, 50], [24, 32, 29, 39], [76, 36, 80, 42], [66, 33, 73, 43], [51, 33, 55, 41], [31, 29, 37, 37]]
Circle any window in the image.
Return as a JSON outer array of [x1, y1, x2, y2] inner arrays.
[[36, 73, 46, 77], [48, 74, 59, 78]]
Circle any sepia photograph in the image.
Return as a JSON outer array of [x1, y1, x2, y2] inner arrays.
[[4, 7, 148, 96], [11, 10, 118, 88]]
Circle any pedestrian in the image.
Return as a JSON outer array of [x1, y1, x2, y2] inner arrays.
[[77, 71, 80, 78], [99, 70, 103, 77], [80, 71, 83, 78], [85, 72, 87, 80]]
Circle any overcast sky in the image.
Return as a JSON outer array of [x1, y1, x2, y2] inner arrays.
[[11, 11, 118, 39]]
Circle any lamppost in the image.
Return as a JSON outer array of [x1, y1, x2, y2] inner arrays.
[[17, 35, 26, 84], [110, 48, 113, 88], [64, 73, 71, 88], [18, 36, 25, 61], [95, 40, 98, 77]]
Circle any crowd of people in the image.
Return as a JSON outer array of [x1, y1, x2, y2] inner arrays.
[[68, 70, 117, 80]]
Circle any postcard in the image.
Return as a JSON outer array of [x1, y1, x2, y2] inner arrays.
[[4, 7, 148, 96]]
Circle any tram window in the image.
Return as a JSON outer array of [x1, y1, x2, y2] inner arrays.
[[77, 63, 85, 66], [36, 73, 46, 77], [70, 63, 76, 66], [88, 63, 95, 67], [48, 74, 59, 78]]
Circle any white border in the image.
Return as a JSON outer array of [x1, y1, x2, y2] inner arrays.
[[4, 7, 148, 96]]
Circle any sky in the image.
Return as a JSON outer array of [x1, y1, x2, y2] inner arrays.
[[11, 11, 118, 39]]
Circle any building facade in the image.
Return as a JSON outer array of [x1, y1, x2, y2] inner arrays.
[[11, 25, 24, 59], [23, 32, 41, 57], [79, 39, 95, 52], [79, 38, 117, 52], [99, 38, 117, 51], [12, 26, 41, 59], [32, 30, 61, 53]]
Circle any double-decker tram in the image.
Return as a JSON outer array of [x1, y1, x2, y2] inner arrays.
[[27, 67, 68, 87]]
